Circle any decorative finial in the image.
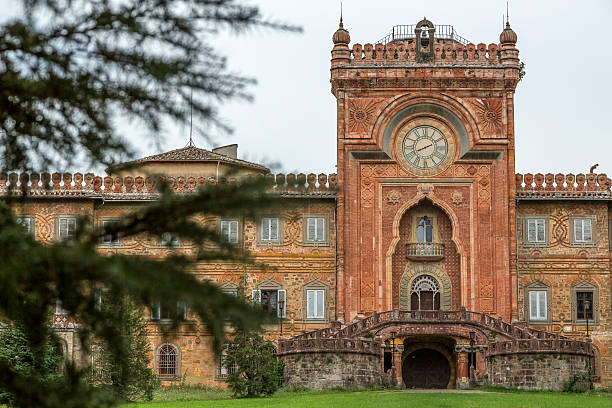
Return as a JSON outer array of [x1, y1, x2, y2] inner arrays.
[[332, 3, 350, 45], [590, 164, 599, 174]]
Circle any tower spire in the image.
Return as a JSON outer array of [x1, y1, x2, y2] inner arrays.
[[187, 88, 195, 147], [340, 2, 343, 28], [506, 1, 509, 23]]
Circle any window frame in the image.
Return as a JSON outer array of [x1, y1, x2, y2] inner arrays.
[[98, 217, 123, 247], [215, 348, 238, 381], [303, 214, 329, 246], [219, 219, 240, 244], [523, 281, 552, 324], [252, 279, 286, 318], [15, 215, 35, 235], [154, 343, 181, 381], [570, 216, 597, 247], [150, 301, 188, 322], [571, 280, 599, 325], [302, 279, 329, 323], [522, 215, 549, 247], [54, 215, 78, 242], [258, 216, 283, 246]]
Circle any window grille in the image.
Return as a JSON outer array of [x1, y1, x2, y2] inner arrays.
[[157, 344, 178, 379]]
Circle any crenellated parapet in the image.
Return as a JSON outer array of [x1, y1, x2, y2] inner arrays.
[[0, 172, 338, 199], [348, 41, 502, 65], [516, 172, 612, 199]]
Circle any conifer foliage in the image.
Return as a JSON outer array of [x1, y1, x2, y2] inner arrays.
[[0, 1, 298, 407]]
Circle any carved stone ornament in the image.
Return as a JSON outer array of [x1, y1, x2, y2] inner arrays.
[[417, 183, 435, 195], [347, 99, 379, 134], [470, 98, 503, 135], [386, 190, 402, 205], [451, 191, 463, 205]]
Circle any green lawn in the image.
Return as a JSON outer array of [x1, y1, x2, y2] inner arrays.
[[123, 389, 612, 408]]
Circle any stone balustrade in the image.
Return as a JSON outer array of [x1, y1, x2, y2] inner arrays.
[[488, 338, 593, 357], [0, 172, 338, 197], [276, 337, 381, 357], [349, 42, 501, 65]]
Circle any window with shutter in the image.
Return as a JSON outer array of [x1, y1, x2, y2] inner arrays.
[[177, 301, 187, 321], [220, 220, 239, 243], [526, 218, 546, 243], [306, 289, 325, 319], [16, 216, 33, 234], [58, 217, 77, 241], [261, 218, 279, 242], [528, 290, 547, 321], [305, 217, 326, 243], [573, 218, 594, 243], [150, 301, 160, 320], [277, 289, 286, 318]]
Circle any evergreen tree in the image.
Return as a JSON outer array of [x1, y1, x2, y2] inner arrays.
[[88, 293, 158, 402], [0, 323, 63, 405], [0, 1, 299, 407]]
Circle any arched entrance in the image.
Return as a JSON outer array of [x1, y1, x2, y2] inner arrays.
[[402, 348, 451, 388]]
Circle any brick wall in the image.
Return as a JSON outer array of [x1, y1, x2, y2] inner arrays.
[[488, 353, 591, 390], [281, 352, 383, 390]]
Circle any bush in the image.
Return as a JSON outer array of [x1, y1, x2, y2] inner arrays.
[[223, 330, 284, 398], [564, 373, 593, 393], [0, 323, 63, 404]]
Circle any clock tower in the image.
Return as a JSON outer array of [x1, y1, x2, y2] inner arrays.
[[331, 19, 521, 322]]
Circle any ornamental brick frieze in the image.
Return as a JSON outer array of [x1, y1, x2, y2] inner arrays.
[[334, 78, 507, 92]]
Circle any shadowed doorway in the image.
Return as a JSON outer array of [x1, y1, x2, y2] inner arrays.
[[402, 348, 450, 388]]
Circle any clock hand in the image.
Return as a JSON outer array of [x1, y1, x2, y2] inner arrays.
[[416, 143, 433, 152]]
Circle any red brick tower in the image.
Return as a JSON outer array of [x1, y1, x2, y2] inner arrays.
[[331, 19, 521, 322]]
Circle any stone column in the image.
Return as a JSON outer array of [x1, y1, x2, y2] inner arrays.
[[393, 344, 404, 387], [455, 344, 470, 389]]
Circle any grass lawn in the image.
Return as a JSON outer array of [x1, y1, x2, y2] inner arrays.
[[123, 388, 612, 408]]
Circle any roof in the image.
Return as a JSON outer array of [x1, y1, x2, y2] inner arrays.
[[125, 146, 269, 172]]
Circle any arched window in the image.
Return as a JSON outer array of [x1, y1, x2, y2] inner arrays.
[[410, 274, 440, 311], [416, 217, 433, 243], [156, 344, 179, 379]]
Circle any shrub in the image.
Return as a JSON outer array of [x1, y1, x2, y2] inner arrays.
[[223, 330, 284, 398], [564, 373, 593, 393]]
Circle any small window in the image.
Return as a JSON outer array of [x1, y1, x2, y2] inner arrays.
[[576, 291, 594, 320], [306, 289, 325, 319], [159, 232, 181, 248], [252, 288, 286, 318], [220, 220, 239, 244], [571, 281, 599, 324], [573, 218, 593, 243], [150, 301, 187, 321], [529, 290, 547, 321], [216, 349, 238, 380], [100, 219, 121, 246], [527, 219, 546, 243], [156, 344, 179, 380], [305, 217, 326, 243], [260, 218, 279, 242], [15, 216, 34, 235], [57, 217, 77, 241]]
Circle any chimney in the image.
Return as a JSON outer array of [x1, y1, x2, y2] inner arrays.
[[212, 144, 238, 159]]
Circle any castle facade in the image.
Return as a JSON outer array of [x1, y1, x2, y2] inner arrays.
[[4, 18, 611, 389]]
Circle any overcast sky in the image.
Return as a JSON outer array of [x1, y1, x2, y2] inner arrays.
[[3, 0, 612, 176]]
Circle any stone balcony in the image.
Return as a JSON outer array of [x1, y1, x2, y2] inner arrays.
[[406, 242, 444, 261]]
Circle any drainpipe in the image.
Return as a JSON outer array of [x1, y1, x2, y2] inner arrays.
[[215, 161, 220, 181], [334, 194, 338, 322]]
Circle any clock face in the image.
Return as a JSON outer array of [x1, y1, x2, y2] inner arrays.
[[402, 125, 448, 170]]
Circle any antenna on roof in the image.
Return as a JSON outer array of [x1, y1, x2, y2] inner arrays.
[[187, 88, 195, 147]]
